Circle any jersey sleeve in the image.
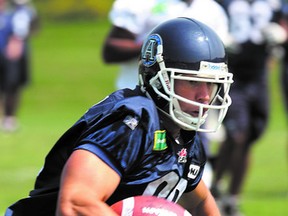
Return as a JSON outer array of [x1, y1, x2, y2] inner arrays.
[[11, 10, 30, 39], [75, 95, 160, 178], [108, 0, 154, 34], [185, 133, 207, 192]]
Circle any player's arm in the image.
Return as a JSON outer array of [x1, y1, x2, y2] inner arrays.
[[102, 26, 142, 63], [180, 179, 221, 216], [5, 35, 24, 61], [56, 149, 120, 216]]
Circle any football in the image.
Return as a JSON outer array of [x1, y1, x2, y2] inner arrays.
[[111, 196, 192, 216]]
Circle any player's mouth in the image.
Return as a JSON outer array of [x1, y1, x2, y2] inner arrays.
[[188, 108, 208, 117]]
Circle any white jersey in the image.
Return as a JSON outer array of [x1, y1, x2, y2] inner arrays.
[[227, 0, 281, 44], [109, 0, 229, 89], [12, 5, 37, 39]]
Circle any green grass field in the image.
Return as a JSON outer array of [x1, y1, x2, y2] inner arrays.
[[0, 19, 287, 215]]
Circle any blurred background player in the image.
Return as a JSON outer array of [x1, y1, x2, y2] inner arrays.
[[0, 0, 39, 132], [210, 0, 286, 215], [278, 0, 288, 166], [0, 0, 15, 130], [279, 0, 288, 114]]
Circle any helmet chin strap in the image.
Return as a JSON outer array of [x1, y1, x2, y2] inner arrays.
[[171, 98, 208, 131]]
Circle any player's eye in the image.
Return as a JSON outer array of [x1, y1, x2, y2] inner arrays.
[[188, 80, 199, 86]]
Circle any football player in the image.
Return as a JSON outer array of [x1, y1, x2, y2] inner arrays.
[[5, 18, 233, 216], [0, 0, 38, 132], [279, 1, 288, 113]]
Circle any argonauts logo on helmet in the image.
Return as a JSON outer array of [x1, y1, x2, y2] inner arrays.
[[141, 34, 163, 67]]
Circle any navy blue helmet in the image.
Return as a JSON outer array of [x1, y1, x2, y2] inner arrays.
[[139, 17, 233, 132]]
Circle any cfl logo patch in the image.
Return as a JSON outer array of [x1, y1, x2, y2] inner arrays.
[[188, 164, 200, 179], [123, 115, 139, 130]]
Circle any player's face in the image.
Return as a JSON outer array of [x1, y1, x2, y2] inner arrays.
[[174, 79, 217, 117]]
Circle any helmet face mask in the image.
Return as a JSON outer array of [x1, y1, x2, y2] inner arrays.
[[139, 17, 234, 132]]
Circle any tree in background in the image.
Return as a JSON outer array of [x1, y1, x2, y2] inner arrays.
[[34, 0, 114, 20]]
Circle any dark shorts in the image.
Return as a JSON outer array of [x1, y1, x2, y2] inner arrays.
[[223, 77, 269, 144], [0, 53, 29, 92]]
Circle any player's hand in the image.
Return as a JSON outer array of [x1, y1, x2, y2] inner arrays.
[[5, 36, 24, 60]]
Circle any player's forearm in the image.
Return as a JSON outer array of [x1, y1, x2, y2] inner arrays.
[[181, 180, 221, 216], [102, 38, 142, 63], [190, 192, 221, 216], [5, 36, 24, 60], [56, 199, 118, 216]]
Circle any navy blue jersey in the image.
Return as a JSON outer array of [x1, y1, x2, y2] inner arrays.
[[5, 87, 206, 216]]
